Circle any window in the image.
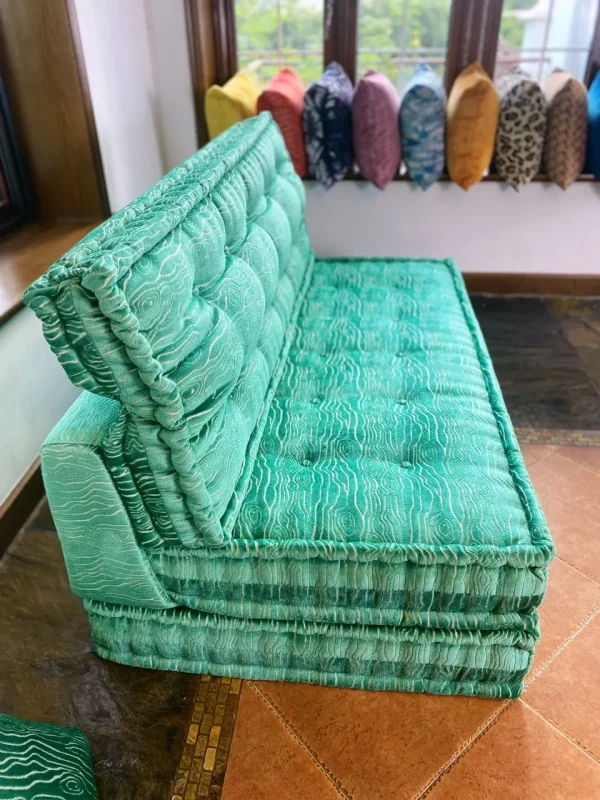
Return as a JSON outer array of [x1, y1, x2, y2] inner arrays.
[[0, 73, 33, 237], [496, 0, 599, 83], [235, 0, 325, 86], [358, 0, 452, 91]]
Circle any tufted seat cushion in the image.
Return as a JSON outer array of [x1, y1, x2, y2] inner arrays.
[[144, 257, 552, 630], [25, 114, 313, 548]]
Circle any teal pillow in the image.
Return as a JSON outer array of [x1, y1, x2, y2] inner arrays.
[[399, 64, 446, 188], [587, 71, 600, 177], [25, 114, 313, 548], [0, 714, 97, 800]]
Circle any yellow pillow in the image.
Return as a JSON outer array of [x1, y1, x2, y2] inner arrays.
[[447, 63, 499, 190], [205, 72, 260, 140]]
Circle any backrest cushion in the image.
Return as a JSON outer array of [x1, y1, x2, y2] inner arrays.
[[447, 62, 499, 190], [353, 70, 400, 189], [25, 114, 313, 548], [303, 62, 353, 188], [495, 68, 547, 190], [543, 68, 587, 189], [205, 71, 259, 140], [400, 64, 446, 189], [258, 68, 307, 176], [587, 71, 600, 178]]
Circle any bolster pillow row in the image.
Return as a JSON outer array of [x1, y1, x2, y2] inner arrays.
[[205, 62, 599, 192]]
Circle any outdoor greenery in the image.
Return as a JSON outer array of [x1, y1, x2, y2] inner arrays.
[[234, 0, 541, 89]]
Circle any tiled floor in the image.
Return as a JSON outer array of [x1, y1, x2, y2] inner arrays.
[[2, 294, 600, 799]]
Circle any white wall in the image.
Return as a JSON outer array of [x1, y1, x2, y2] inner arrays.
[[0, 309, 80, 507], [73, 0, 197, 213], [306, 180, 600, 274], [144, 0, 197, 172]]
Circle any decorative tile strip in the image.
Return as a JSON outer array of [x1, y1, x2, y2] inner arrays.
[[515, 427, 600, 446], [172, 675, 242, 800]]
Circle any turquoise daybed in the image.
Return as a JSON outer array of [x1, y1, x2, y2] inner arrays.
[[24, 113, 554, 698]]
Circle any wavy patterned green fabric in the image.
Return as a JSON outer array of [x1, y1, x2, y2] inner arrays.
[[25, 113, 312, 549], [86, 601, 534, 699], [29, 115, 554, 698], [0, 714, 97, 800]]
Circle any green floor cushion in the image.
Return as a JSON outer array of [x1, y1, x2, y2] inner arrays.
[[86, 600, 535, 698], [0, 714, 97, 800], [24, 113, 312, 549], [28, 115, 554, 699]]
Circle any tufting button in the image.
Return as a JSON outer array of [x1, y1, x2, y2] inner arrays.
[[302, 459, 312, 468], [401, 460, 411, 469], [398, 398, 407, 405]]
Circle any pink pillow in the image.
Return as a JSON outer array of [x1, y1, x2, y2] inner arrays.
[[353, 70, 401, 188]]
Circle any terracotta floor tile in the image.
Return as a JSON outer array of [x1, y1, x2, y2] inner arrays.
[[531, 557, 600, 672], [255, 680, 503, 800], [519, 443, 556, 469], [427, 701, 600, 800], [221, 683, 340, 800], [525, 612, 600, 760], [527, 451, 600, 583], [559, 445, 600, 476]]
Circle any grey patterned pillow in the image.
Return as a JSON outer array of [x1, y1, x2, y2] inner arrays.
[[494, 68, 547, 190]]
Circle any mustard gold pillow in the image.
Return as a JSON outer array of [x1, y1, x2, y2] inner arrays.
[[447, 62, 499, 190], [205, 72, 259, 140]]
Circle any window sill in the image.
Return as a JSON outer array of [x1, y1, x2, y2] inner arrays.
[[303, 173, 600, 184], [0, 222, 96, 327]]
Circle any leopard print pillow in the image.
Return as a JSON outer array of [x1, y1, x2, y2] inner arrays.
[[494, 68, 547, 190]]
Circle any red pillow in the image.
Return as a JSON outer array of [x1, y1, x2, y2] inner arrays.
[[258, 68, 307, 176]]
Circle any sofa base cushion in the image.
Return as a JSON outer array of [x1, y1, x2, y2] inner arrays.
[[86, 600, 536, 699]]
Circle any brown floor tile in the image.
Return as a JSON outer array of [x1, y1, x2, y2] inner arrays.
[[0, 531, 197, 800], [426, 701, 600, 800], [519, 443, 555, 469], [221, 683, 340, 800], [525, 612, 600, 760], [558, 445, 600, 476], [23, 497, 56, 532], [255, 680, 503, 800], [531, 557, 600, 672], [527, 451, 600, 584]]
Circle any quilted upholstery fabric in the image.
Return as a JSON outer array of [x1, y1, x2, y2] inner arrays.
[[258, 68, 307, 176], [303, 62, 353, 188], [495, 68, 547, 190], [25, 113, 313, 549], [204, 71, 259, 140], [0, 714, 97, 800], [353, 70, 401, 189], [447, 62, 499, 190], [32, 115, 554, 699], [400, 63, 446, 189], [39, 258, 554, 697], [543, 68, 587, 189], [587, 71, 600, 177], [87, 601, 535, 698]]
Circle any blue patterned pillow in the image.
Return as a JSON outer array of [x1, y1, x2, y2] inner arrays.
[[399, 64, 446, 189], [303, 62, 353, 188]]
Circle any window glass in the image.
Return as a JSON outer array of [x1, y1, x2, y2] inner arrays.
[[496, 0, 599, 83], [235, 0, 325, 87], [357, 0, 452, 92]]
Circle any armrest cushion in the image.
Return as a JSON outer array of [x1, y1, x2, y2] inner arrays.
[[42, 392, 174, 608]]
